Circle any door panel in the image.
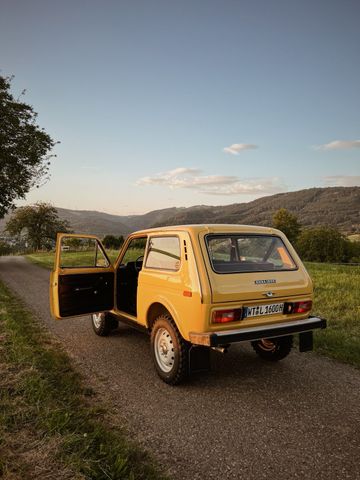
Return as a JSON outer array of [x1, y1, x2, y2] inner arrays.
[[58, 271, 114, 317], [50, 233, 115, 319]]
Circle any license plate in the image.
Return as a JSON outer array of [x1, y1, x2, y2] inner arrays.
[[244, 302, 284, 318]]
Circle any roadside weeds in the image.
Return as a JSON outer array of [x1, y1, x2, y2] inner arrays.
[[306, 263, 360, 368], [0, 280, 168, 480]]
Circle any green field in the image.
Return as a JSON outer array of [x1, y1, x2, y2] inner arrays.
[[305, 262, 360, 367], [26, 249, 119, 269], [26, 252, 360, 368]]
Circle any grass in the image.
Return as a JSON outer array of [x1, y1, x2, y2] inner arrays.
[[305, 262, 360, 368], [0, 280, 167, 480], [25, 252, 360, 368], [26, 250, 119, 270]]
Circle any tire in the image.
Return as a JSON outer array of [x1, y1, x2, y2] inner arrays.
[[91, 312, 116, 336], [150, 314, 189, 385], [251, 335, 293, 361]]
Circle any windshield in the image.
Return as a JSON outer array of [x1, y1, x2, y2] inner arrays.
[[206, 234, 297, 273]]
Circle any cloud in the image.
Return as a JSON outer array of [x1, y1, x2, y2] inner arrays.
[[136, 168, 201, 186], [136, 168, 286, 196], [315, 140, 360, 151], [223, 143, 258, 155], [200, 178, 286, 196], [323, 175, 360, 187], [165, 167, 201, 177]]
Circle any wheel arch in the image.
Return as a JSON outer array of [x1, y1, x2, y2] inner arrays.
[[146, 301, 187, 340]]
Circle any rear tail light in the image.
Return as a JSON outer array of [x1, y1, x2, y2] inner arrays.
[[212, 308, 242, 324], [293, 301, 312, 313], [284, 301, 312, 314]]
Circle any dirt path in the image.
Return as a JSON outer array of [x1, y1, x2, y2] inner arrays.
[[1, 256, 359, 479]]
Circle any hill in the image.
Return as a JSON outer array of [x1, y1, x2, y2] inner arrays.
[[55, 208, 131, 236], [152, 187, 360, 232], [0, 187, 359, 237]]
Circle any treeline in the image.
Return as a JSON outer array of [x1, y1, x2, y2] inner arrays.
[[1, 203, 359, 264], [102, 235, 124, 250], [273, 209, 360, 263]]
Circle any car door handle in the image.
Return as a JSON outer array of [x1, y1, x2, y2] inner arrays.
[[75, 286, 93, 292]]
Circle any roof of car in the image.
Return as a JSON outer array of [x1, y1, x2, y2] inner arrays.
[[132, 224, 279, 236]]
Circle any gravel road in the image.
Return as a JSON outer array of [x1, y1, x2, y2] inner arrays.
[[1, 256, 359, 479]]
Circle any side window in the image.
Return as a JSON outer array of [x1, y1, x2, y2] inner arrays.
[[145, 236, 181, 271], [60, 237, 109, 268], [120, 237, 147, 266]]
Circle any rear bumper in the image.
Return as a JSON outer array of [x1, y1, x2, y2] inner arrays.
[[189, 316, 327, 347]]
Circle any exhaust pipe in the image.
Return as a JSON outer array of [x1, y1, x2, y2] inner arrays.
[[211, 346, 229, 354]]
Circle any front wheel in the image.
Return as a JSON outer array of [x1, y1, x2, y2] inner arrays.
[[150, 314, 189, 385], [251, 335, 293, 361], [91, 312, 117, 336]]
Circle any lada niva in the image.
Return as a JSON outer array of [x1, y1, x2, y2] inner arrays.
[[50, 224, 326, 384]]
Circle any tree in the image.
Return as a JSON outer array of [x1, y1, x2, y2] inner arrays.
[[102, 234, 124, 250], [272, 208, 301, 244], [6, 202, 71, 251], [346, 239, 360, 263], [0, 75, 56, 218], [0, 240, 13, 256], [296, 226, 349, 263]]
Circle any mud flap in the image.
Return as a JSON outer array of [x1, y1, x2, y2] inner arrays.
[[189, 345, 211, 373], [299, 331, 313, 352]]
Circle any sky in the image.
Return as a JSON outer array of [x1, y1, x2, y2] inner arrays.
[[1, 0, 359, 215]]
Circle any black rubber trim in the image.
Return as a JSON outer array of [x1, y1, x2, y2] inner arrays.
[[207, 316, 327, 346]]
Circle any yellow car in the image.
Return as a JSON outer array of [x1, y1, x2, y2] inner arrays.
[[50, 225, 326, 384]]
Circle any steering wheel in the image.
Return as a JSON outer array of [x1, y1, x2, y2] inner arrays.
[[134, 255, 144, 272]]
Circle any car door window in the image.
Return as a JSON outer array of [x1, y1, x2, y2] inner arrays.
[[60, 237, 109, 268], [120, 237, 147, 266]]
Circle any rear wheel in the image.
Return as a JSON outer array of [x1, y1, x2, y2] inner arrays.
[[91, 312, 117, 336], [251, 335, 293, 361], [150, 314, 189, 385]]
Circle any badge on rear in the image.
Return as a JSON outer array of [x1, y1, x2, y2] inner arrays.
[[254, 279, 276, 285]]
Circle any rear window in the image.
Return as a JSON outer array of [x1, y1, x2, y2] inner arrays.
[[206, 234, 297, 273]]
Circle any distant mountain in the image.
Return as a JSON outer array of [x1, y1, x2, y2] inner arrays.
[[55, 208, 131, 236], [0, 187, 359, 237], [151, 187, 360, 233], [121, 207, 187, 231]]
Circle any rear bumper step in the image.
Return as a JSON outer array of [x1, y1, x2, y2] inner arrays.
[[189, 316, 327, 347]]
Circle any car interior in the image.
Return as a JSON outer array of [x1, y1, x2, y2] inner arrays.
[[116, 237, 147, 317]]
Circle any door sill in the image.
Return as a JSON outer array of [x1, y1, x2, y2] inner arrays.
[[115, 310, 148, 333]]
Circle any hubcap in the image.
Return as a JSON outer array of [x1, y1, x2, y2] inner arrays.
[[154, 327, 175, 373], [92, 313, 104, 329]]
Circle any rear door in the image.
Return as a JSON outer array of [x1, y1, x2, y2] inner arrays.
[[202, 233, 312, 303], [50, 233, 115, 319]]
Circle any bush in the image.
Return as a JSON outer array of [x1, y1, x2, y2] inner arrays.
[[102, 235, 124, 250], [296, 226, 352, 263], [272, 208, 301, 244], [0, 241, 13, 256], [345, 239, 360, 263]]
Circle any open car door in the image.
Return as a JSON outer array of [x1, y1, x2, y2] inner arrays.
[[50, 233, 115, 319]]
